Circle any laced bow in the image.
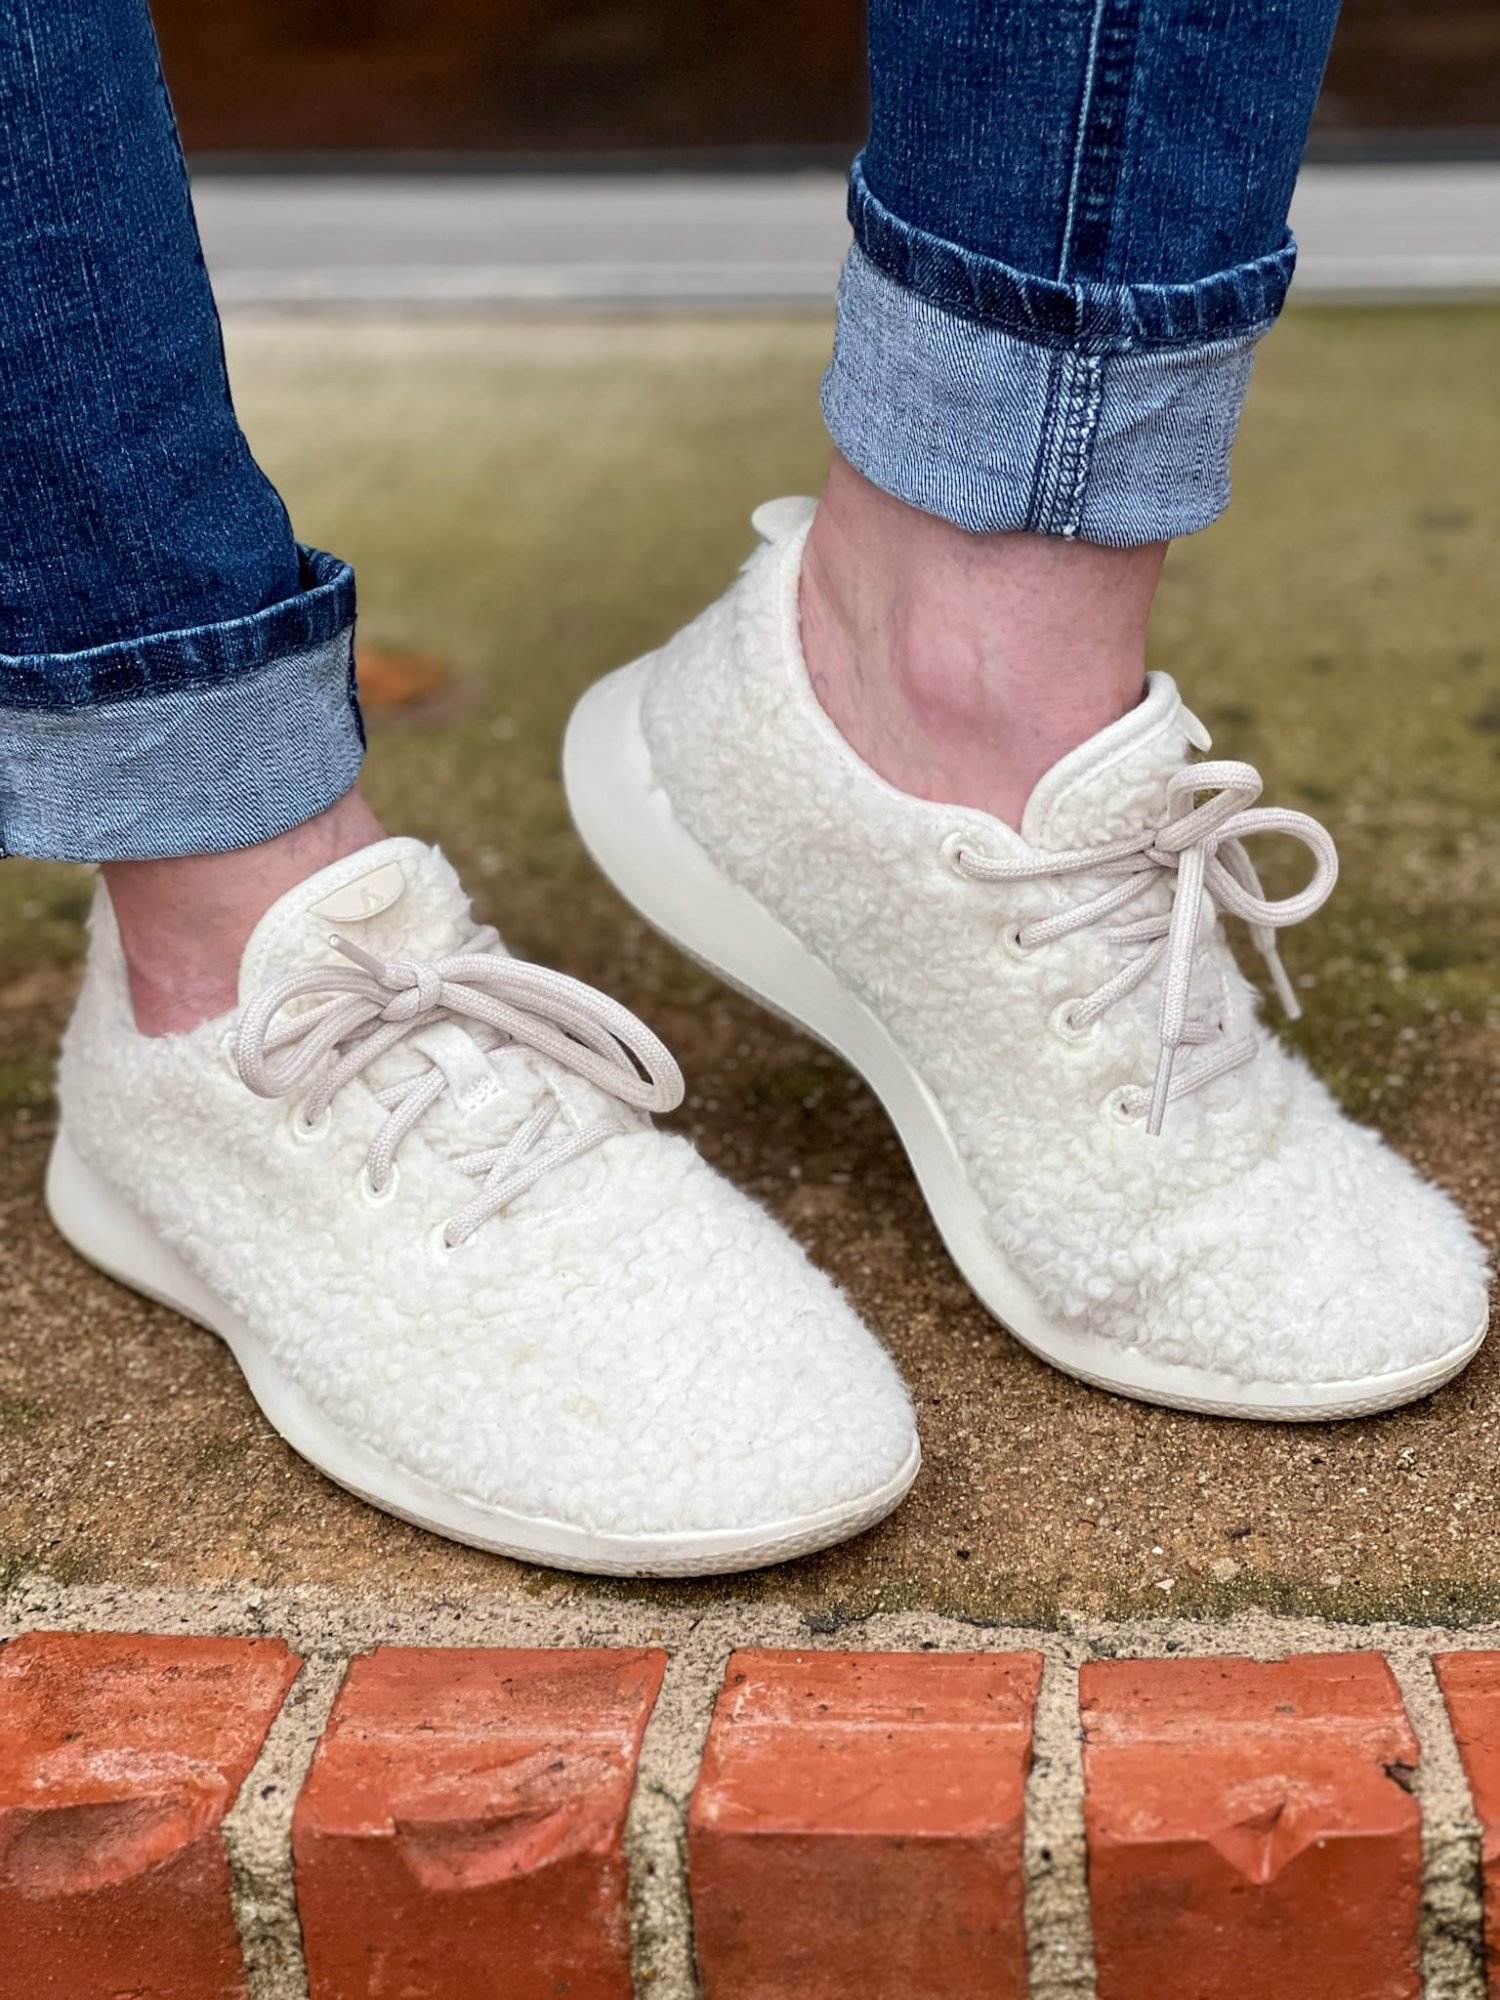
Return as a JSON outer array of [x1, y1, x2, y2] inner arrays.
[[954, 760, 1338, 1135], [233, 928, 683, 1243]]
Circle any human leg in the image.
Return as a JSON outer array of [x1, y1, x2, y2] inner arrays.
[[17, 0, 916, 1572], [563, 0, 1489, 1416], [0, 0, 377, 1028], [805, 0, 1341, 827]]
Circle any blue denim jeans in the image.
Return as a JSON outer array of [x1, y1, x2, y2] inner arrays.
[[1, 0, 1339, 864], [823, 0, 1342, 544], [0, 2, 363, 862]]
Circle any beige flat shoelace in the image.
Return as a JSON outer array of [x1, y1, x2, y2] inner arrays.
[[233, 927, 683, 1244], [953, 759, 1339, 1134]]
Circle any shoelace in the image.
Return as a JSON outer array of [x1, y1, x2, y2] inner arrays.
[[233, 927, 684, 1244], [953, 760, 1339, 1135]]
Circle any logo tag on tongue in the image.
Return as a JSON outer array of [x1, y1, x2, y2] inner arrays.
[[308, 859, 407, 926]]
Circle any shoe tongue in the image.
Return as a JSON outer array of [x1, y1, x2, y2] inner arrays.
[[237, 836, 481, 1002], [233, 838, 618, 1191], [1021, 672, 1212, 851]]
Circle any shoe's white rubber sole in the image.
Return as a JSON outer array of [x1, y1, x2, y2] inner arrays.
[[564, 659, 1488, 1423], [45, 1131, 918, 1578]]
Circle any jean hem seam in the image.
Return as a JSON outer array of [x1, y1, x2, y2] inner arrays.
[[847, 159, 1295, 350], [0, 544, 355, 712], [0, 625, 366, 863]]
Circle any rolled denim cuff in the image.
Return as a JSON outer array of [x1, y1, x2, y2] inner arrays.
[[0, 545, 364, 862], [824, 160, 1299, 545]]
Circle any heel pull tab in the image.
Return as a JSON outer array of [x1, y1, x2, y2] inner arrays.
[[750, 496, 817, 544]]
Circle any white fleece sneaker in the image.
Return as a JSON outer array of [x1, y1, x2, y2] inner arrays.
[[564, 498, 1491, 1420], [47, 836, 918, 1574]]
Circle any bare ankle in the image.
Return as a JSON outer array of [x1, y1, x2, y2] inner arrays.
[[102, 790, 387, 1035], [800, 456, 1165, 828]]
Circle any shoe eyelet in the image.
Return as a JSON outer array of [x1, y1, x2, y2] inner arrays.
[[1049, 999, 1099, 1046], [1000, 920, 1032, 961], [938, 829, 971, 875], [289, 1104, 332, 1143], [1102, 1084, 1143, 1126], [358, 1163, 400, 1206], [219, 1031, 241, 1078], [430, 1220, 472, 1254]]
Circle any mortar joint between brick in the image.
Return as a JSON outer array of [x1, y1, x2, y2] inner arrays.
[[625, 1638, 724, 2000], [1387, 1645, 1489, 2000], [224, 1649, 350, 2000], [1024, 1647, 1097, 2000]]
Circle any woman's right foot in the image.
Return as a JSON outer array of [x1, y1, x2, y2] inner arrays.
[[564, 500, 1491, 1419], [48, 835, 918, 1575]]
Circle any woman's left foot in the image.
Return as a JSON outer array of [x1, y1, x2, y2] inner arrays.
[[564, 499, 1491, 1420]]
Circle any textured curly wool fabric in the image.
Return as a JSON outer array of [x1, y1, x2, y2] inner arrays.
[[57, 838, 916, 1539], [638, 502, 1490, 1390]]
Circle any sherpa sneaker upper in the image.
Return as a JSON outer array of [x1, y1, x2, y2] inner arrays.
[[50, 837, 918, 1573], [564, 499, 1490, 1418]]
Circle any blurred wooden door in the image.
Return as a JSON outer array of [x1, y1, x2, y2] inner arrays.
[[152, 0, 864, 155], [153, 0, 1499, 156]]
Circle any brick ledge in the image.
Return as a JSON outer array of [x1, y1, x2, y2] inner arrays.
[[2, 1589, 1495, 1999]]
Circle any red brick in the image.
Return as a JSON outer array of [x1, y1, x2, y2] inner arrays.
[[292, 1645, 666, 2000], [689, 1648, 1043, 2000], [1434, 1651, 1500, 1989], [0, 1629, 301, 2000], [1081, 1652, 1422, 2000]]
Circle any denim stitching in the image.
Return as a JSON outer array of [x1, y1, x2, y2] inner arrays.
[[1058, 0, 1111, 280], [1056, 352, 1105, 536], [1057, 0, 1142, 285], [1029, 350, 1105, 537]]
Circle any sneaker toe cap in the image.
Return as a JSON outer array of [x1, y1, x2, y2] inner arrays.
[[355, 1136, 918, 1543], [1132, 1128, 1491, 1392]]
